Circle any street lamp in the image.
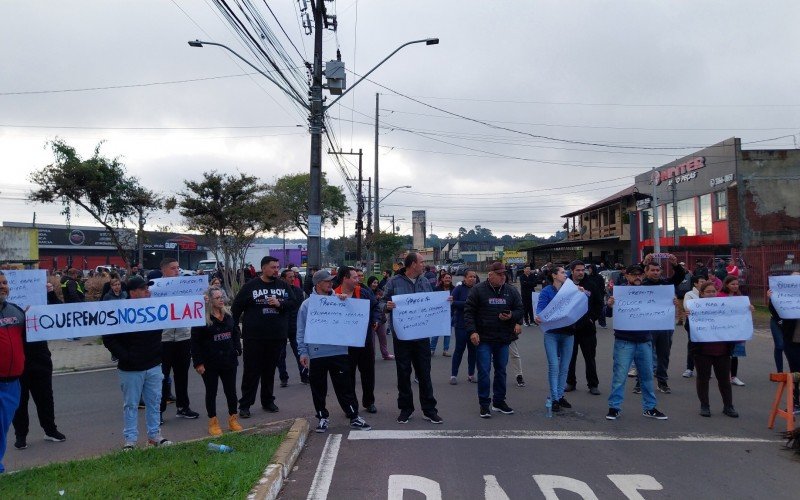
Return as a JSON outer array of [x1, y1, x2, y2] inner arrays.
[[379, 185, 412, 204], [187, 36, 437, 269]]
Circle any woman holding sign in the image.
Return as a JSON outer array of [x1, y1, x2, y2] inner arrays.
[[190, 287, 244, 436], [535, 265, 575, 413], [688, 282, 741, 418], [718, 276, 746, 386]]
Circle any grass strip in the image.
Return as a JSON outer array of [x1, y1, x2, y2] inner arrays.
[[1, 431, 284, 499]]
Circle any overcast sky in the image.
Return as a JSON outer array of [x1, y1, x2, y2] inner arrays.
[[2, 1, 799, 239]]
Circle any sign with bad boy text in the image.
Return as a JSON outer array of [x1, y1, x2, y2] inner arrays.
[[391, 291, 451, 341], [303, 294, 371, 347], [612, 285, 675, 331], [149, 275, 210, 298], [684, 296, 753, 342], [768, 275, 800, 319], [25, 295, 206, 341], [4, 269, 47, 310], [537, 278, 588, 331]]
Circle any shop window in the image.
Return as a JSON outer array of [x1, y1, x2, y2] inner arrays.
[[699, 194, 712, 235], [676, 198, 696, 237], [714, 191, 727, 221], [665, 203, 674, 237]]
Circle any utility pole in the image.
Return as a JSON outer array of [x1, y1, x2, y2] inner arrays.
[[307, 0, 330, 270], [652, 167, 661, 254], [671, 181, 679, 247], [330, 149, 365, 263], [374, 93, 380, 236], [366, 177, 373, 266], [381, 215, 396, 236]]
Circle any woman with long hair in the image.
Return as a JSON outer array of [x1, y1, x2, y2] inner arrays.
[[687, 281, 742, 417], [535, 265, 575, 412], [431, 273, 455, 356], [368, 276, 393, 360], [190, 286, 243, 436], [718, 275, 746, 386]]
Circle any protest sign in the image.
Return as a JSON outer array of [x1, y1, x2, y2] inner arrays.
[[531, 292, 540, 311], [25, 295, 206, 341], [537, 278, 588, 331], [149, 275, 210, 298], [768, 275, 800, 319], [684, 296, 753, 342], [612, 285, 675, 331], [392, 291, 451, 341], [4, 270, 47, 310], [304, 294, 370, 347]]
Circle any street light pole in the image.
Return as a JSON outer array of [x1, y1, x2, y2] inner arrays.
[[379, 185, 412, 204]]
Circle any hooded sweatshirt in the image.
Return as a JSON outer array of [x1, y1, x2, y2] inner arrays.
[[231, 275, 296, 340], [296, 288, 351, 359], [0, 299, 25, 380]]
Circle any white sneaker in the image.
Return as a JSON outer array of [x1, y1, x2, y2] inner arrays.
[[731, 376, 745, 386], [682, 369, 694, 378], [628, 366, 638, 377], [449, 376, 457, 385]]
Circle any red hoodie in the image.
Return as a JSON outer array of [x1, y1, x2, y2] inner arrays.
[[0, 301, 25, 379]]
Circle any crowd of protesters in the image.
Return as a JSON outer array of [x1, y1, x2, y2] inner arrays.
[[0, 251, 796, 472]]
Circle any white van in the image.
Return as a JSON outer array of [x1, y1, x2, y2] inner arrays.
[[197, 259, 219, 273]]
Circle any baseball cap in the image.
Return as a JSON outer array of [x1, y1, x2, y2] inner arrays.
[[128, 276, 154, 290], [312, 269, 335, 285], [487, 262, 505, 273], [626, 265, 644, 275]]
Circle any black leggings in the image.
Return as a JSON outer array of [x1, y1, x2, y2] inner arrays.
[[693, 354, 732, 408], [201, 365, 238, 418]]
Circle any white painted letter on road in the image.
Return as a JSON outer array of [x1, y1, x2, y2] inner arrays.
[[388, 475, 442, 500], [533, 475, 599, 500]]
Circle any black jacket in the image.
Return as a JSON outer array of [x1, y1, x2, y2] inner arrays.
[[23, 291, 61, 372], [519, 272, 538, 294], [231, 275, 297, 340], [285, 284, 305, 336], [60, 275, 85, 303], [191, 312, 241, 370], [464, 281, 523, 344], [102, 329, 162, 372]]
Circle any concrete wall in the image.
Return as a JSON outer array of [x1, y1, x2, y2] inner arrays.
[[0, 227, 38, 263], [737, 149, 800, 246]]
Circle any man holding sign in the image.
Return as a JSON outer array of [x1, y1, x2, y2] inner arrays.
[[382, 252, 446, 425], [102, 277, 173, 449], [297, 270, 371, 433]]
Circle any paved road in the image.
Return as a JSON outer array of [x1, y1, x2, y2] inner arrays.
[[279, 320, 795, 499], [9, 312, 794, 499]]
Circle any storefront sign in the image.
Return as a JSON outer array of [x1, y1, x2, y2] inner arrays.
[[650, 157, 705, 186], [709, 173, 734, 188]]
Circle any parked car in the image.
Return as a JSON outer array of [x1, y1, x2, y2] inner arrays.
[[196, 259, 219, 274]]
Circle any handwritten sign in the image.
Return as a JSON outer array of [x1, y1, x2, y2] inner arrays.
[[531, 292, 540, 310], [25, 295, 206, 341], [392, 291, 451, 341], [4, 270, 47, 310], [612, 285, 675, 331], [536, 279, 588, 331], [149, 275, 210, 298], [303, 294, 370, 347], [769, 275, 800, 319], [684, 296, 753, 342]]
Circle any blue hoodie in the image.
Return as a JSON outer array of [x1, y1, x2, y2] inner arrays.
[[296, 288, 352, 359]]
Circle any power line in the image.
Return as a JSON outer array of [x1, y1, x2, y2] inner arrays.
[[0, 124, 303, 131]]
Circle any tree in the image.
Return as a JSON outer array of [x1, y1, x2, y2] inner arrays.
[[268, 172, 349, 236], [28, 140, 153, 268], [371, 231, 406, 269], [127, 184, 166, 268], [174, 171, 277, 297]]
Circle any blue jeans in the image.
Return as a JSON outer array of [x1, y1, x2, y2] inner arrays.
[[430, 334, 451, 352], [0, 379, 21, 473], [118, 366, 163, 443], [608, 339, 657, 412], [451, 327, 476, 377], [476, 341, 509, 406], [770, 318, 785, 372], [543, 332, 574, 401]]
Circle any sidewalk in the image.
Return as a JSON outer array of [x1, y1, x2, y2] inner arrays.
[[50, 337, 117, 374]]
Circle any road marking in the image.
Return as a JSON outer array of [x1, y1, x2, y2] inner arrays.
[[347, 430, 774, 443], [307, 434, 341, 500], [55, 366, 117, 376]]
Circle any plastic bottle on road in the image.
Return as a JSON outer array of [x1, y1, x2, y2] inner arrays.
[[545, 397, 553, 418], [208, 443, 234, 453]]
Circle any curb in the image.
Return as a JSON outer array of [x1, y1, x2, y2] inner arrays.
[[248, 418, 309, 500]]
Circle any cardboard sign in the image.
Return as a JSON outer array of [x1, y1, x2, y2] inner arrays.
[[684, 296, 753, 342], [612, 285, 675, 331], [25, 295, 206, 341], [303, 294, 370, 347], [392, 291, 451, 341], [4, 270, 48, 310]]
